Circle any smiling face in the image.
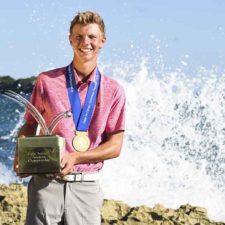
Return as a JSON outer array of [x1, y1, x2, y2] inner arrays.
[[69, 23, 105, 67]]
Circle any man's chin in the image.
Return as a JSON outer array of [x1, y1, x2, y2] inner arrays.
[[80, 54, 97, 62]]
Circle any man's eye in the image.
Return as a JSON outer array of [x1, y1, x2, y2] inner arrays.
[[89, 35, 96, 39], [75, 36, 82, 40]]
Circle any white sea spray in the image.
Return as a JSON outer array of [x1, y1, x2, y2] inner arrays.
[[100, 58, 225, 221]]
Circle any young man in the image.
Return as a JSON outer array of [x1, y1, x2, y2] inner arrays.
[[14, 11, 126, 225]]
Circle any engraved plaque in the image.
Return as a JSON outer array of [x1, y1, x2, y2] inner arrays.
[[18, 135, 65, 174]]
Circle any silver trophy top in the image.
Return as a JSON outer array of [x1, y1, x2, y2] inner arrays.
[[2, 90, 71, 135]]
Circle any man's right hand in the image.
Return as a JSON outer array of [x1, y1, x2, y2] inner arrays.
[[14, 135, 30, 178]]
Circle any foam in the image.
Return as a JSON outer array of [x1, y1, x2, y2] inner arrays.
[[99, 59, 225, 221]]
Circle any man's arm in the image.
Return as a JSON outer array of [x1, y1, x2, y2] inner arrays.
[[60, 131, 124, 175], [14, 122, 38, 176]]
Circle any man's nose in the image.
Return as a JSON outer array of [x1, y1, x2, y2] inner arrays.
[[82, 36, 90, 45]]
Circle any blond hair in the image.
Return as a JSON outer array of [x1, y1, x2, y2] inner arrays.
[[70, 11, 106, 39]]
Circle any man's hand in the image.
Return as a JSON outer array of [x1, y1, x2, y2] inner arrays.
[[14, 154, 30, 178], [14, 135, 30, 178], [60, 152, 78, 176], [59, 131, 124, 176], [14, 122, 38, 178], [13, 153, 19, 175]]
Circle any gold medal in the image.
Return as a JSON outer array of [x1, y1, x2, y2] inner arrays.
[[72, 131, 90, 152]]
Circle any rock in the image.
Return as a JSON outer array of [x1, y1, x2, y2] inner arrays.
[[0, 184, 27, 225], [101, 199, 130, 223], [101, 200, 225, 225], [0, 184, 224, 225]]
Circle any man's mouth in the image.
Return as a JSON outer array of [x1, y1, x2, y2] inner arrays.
[[79, 48, 93, 53]]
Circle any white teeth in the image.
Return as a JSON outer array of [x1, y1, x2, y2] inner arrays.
[[80, 48, 92, 52]]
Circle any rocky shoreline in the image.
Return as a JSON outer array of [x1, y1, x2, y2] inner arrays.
[[0, 76, 35, 94], [0, 184, 224, 225]]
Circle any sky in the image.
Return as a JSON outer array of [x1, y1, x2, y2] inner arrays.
[[1, 0, 225, 78]]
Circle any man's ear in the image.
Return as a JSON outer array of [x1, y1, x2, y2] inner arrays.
[[69, 35, 73, 46], [100, 37, 106, 49]]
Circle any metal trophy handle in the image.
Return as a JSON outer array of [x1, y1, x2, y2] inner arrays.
[[48, 111, 71, 134], [2, 90, 71, 135]]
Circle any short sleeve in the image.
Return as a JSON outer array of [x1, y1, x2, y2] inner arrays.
[[24, 75, 45, 124], [105, 86, 126, 133]]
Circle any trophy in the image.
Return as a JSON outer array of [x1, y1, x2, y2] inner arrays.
[[3, 90, 71, 174]]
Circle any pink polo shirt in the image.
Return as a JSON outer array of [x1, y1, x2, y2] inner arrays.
[[24, 65, 126, 173]]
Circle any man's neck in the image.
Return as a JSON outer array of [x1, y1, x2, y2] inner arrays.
[[73, 60, 97, 80]]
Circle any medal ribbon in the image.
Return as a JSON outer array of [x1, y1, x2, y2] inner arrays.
[[66, 62, 100, 132]]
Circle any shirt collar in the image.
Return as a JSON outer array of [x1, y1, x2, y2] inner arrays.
[[73, 67, 97, 86]]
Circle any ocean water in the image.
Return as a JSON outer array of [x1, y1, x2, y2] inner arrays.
[[1, 58, 225, 222]]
